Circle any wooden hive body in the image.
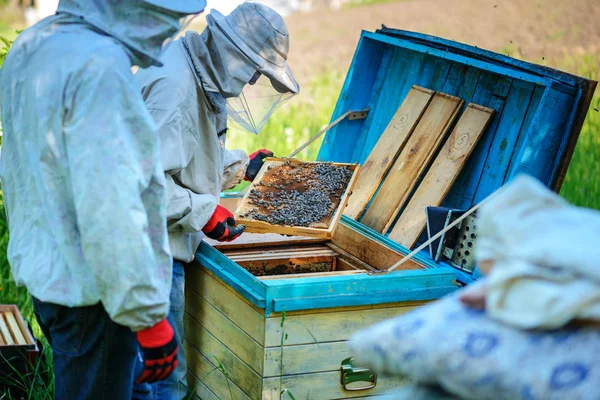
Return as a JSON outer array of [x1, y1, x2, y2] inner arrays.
[[184, 28, 597, 399]]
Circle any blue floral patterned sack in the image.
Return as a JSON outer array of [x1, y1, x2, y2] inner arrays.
[[349, 287, 600, 400]]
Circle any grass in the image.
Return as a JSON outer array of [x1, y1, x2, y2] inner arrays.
[[0, 39, 598, 397]]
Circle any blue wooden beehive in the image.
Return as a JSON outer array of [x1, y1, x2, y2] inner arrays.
[[185, 28, 596, 400]]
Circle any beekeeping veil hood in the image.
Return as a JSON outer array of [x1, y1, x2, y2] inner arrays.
[[180, 2, 300, 134], [56, 0, 206, 68]]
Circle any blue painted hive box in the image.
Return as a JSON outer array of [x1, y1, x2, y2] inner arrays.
[[184, 28, 597, 400]]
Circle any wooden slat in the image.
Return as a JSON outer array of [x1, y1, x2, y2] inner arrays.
[[263, 370, 410, 399], [389, 103, 494, 247], [259, 270, 363, 281], [186, 370, 220, 400], [184, 314, 263, 399], [345, 85, 435, 219], [474, 80, 535, 200], [361, 92, 463, 233], [5, 312, 27, 345], [0, 314, 14, 345], [223, 245, 330, 257], [204, 233, 326, 250], [264, 341, 351, 377], [327, 243, 376, 272], [331, 221, 422, 271], [186, 266, 265, 345], [228, 251, 337, 262], [184, 289, 264, 374], [184, 341, 252, 400], [265, 305, 418, 347], [445, 75, 511, 209]]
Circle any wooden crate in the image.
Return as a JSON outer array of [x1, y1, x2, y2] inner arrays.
[[234, 158, 360, 239], [185, 222, 426, 400]]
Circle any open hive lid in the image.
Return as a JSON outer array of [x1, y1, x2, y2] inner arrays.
[[316, 27, 597, 283], [197, 27, 596, 314]]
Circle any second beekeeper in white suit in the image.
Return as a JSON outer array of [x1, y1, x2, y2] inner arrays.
[[134, 3, 299, 398]]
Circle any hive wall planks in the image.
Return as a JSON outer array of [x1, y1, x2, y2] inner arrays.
[[361, 92, 463, 233], [389, 103, 495, 248], [344, 85, 435, 219], [5, 311, 27, 345], [0, 313, 15, 345]]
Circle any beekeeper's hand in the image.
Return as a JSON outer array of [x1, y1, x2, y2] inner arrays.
[[459, 260, 493, 310], [244, 149, 274, 181], [202, 205, 245, 242], [136, 319, 178, 384]]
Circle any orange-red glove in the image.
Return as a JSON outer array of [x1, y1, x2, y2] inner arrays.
[[202, 204, 245, 242], [136, 319, 178, 384], [245, 149, 274, 182]]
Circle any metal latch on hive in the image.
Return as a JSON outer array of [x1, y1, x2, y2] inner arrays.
[[341, 357, 377, 391]]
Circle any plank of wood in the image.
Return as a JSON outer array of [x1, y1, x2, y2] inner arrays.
[[184, 314, 263, 399], [186, 266, 266, 345], [258, 270, 363, 281], [474, 80, 535, 201], [184, 289, 264, 374], [336, 258, 366, 271], [0, 314, 14, 345], [265, 305, 418, 347], [388, 103, 494, 248], [186, 370, 220, 400], [331, 221, 422, 271], [264, 340, 351, 377], [326, 243, 376, 272], [223, 245, 330, 257], [228, 250, 338, 262], [184, 341, 252, 400], [5, 312, 27, 345], [361, 92, 463, 233], [263, 369, 410, 399], [205, 233, 326, 250], [445, 75, 511, 210], [345, 85, 435, 219]]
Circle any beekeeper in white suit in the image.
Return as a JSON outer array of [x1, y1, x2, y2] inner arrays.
[[134, 3, 299, 398], [0, 0, 207, 398]]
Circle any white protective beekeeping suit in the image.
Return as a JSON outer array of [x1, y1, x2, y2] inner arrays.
[[0, 0, 205, 331], [135, 2, 299, 263]]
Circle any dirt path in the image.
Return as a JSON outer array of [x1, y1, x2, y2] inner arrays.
[[284, 0, 600, 85]]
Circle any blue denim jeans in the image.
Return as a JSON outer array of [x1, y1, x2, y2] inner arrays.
[[33, 298, 142, 400], [135, 260, 188, 400]]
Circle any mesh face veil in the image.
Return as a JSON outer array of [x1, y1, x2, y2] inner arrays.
[[226, 73, 296, 135]]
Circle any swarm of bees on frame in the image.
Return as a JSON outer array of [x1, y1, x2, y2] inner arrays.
[[240, 159, 354, 227]]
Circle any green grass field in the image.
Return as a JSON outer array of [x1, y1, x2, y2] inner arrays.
[[0, 37, 598, 397]]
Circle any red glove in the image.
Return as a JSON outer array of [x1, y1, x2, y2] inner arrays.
[[136, 319, 178, 384], [202, 204, 245, 242], [244, 149, 274, 182]]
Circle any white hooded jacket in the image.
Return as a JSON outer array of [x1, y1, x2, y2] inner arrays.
[[135, 34, 249, 263], [0, 0, 205, 331]]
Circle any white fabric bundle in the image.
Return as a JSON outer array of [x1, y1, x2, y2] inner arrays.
[[474, 175, 600, 329]]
